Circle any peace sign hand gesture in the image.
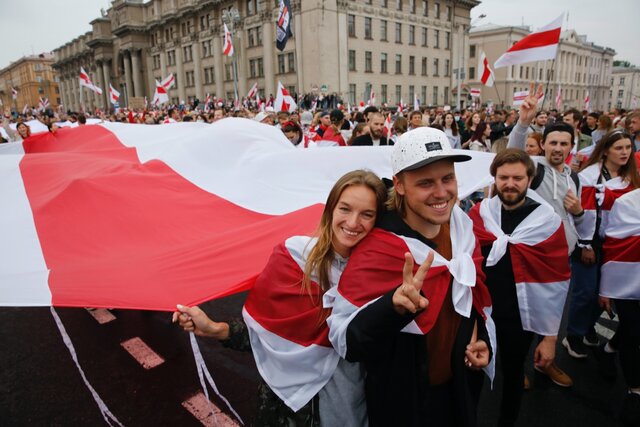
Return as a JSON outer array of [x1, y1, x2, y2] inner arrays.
[[517, 81, 545, 127], [392, 252, 434, 315]]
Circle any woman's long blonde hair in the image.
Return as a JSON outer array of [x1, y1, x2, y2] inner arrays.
[[301, 170, 387, 300]]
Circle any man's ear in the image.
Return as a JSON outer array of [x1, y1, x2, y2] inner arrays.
[[393, 174, 405, 196]]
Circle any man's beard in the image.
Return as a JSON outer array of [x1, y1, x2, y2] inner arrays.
[[497, 187, 527, 207]]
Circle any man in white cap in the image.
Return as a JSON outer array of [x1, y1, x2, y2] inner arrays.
[[326, 127, 495, 426]]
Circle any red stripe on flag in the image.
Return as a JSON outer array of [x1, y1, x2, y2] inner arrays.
[[19, 126, 322, 310], [481, 57, 492, 84], [603, 235, 640, 263], [581, 186, 598, 210], [506, 28, 561, 52], [510, 226, 571, 284]]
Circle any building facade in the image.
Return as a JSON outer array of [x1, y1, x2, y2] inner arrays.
[[611, 65, 640, 110], [52, 0, 477, 112], [0, 53, 60, 110], [468, 24, 615, 111]]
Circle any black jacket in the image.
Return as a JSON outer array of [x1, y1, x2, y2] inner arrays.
[[344, 210, 491, 427], [351, 134, 392, 146]]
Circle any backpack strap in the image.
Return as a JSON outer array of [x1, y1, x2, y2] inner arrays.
[[530, 162, 545, 190], [570, 170, 580, 193]]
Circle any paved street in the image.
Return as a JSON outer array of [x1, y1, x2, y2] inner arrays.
[[0, 294, 630, 426]]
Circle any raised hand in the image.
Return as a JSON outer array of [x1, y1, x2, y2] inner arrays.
[[465, 321, 490, 370], [518, 81, 545, 127], [392, 251, 433, 315]]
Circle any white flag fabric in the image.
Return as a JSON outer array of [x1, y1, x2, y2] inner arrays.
[[274, 81, 297, 112], [494, 14, 563, 69], [79, 67, 103, 95], [153, 80, 169, 106], [0, 120, 495, 310], [109, 84, 120, 104]]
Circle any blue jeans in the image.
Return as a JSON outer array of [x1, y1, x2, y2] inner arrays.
[[566, 250, 602, 337]]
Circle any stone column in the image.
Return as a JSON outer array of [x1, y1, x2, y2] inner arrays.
[[262, 19, 275, 97], [123, 50, 134, 106], [131, 49, 144, 97], [145, 52, 155, 102], [193, 42, 204, 101], [212, 31, 224, 99], [237, 26, 247, 98], [102, 60, 112, 106], [160, 48, 167, 79], [175, 45, 186, 102], [95, 62, 107, 109]]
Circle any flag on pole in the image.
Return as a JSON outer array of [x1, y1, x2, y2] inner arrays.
[[555, 86, 562, 110], [398, 98, 404, 114], [223, 23, 234, 56], [274, 81, 297, 112], [478, 50, 495, 87], [144, 96, 148, 109], [384, 113, 393, 138], [470, 88, 481, 98], [160, 74, 175, 90], [109, 84, 120, 105], [413, 94, 420, 111], [204, 93, 212, 112], [153, 80, 169, 105], [368, 91, 376, 106], [79, 67, 103, 95], [22, 104, 29, 115], [38, 97, 49, 111], [584, 91, 590, 111], [512, 91, 529, 106], [247, 82, 258, 99], [494, 14, 563, 69], [11, 87, 18, 100], [276, 0, 293, 52]]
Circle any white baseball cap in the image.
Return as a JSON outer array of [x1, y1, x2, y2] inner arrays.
[[392, 127, 470, 175]]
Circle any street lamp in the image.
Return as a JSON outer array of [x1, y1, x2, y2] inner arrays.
[[456, 14, 486, 111], [222, 8, 241, 104]]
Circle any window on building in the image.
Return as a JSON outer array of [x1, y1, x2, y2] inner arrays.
[[620, 77, 625, 85], [445, 6, 451, 21], [433, 58, 439, 76], [395, 23, 402, 43], [396, 0, 402, 11], [256, 26, 263, 45], [618, 89, 624, 98], [247, 28, 255, 47], [444, 59, 449, 76], [365, 17, 372, 39], [469, 44, 476, 58], [422, 0, 428, 16], [422, 27, 428, 46], [381, 53, 388, 73], [365, 51, 373, 72], [167, 50, 176, 65], [153, 54, 161, 69], [409, 85, 415, 103], [183, 45, 193, 62], [434, 30, 440, 48], [469, 66, 475, 80], [348, 15, 356, 37], [349, 83, 356, 104], [434, 2, 440, 18], [396, 54, 402, 74], [349, 50, 356, 71], [278, 54, 286, 74], [381, 84, 388, 103], [432, 86, 438, 104], [409, 0, 416, 13], [202, 39, 213, 57], [200, 14, 211, 30], [409, 25, 415, 45], [185, 70, 195, 87], [445, 32, 450, 49], [396, 85, 402, 103], [246, 0, 256, 16], [381, 20, 388, 41], [422, 57, 428, 75], [225, 64, 233, 81], [381, 0, 388, 7], [444, 86, 449, 104], [257, 58, 264, 77], [409, 56, 415, 75], [421, 86, 427, 104], [204, 66, 215, 84], [288, 52, 296, 72]]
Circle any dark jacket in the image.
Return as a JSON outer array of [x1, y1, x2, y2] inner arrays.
[[344, 210, 491, 427], [351, 133, 392, 146]]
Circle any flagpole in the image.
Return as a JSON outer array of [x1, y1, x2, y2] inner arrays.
[[492, 85, 503, 108], [540, 59, 556, 111]]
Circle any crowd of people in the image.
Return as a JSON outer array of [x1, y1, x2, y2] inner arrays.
[[3, 86, 640, 426]]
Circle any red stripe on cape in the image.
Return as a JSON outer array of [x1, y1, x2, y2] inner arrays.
[[603, 235, 640, 264], [338, 228, 491, 334], [244, 242, 330, 347]]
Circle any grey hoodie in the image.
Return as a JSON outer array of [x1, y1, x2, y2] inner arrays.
[[508, 123, 584, 253]]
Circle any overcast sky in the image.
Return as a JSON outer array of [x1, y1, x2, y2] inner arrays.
[[1, 0, 638, 69]]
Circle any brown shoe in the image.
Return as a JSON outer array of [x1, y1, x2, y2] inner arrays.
[[535, 362, 573, 387], [524, 374, 531, 390]]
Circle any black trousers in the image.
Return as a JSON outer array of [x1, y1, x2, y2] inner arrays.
[[495, 319, 534, 427], [614, 299, 640, 389]]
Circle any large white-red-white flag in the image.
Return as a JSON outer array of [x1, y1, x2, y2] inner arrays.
[[478, 50, 495, 87], [223, 23, 234, 56], [79, 67, 103, 95], [469, 191, 570, 335], [494, 14, 563, 69], [153, 80, 169, 105], [11, 87, 18, 100], [274, 81, 297, 112], [0, 121, 495, 309], [160, 73, 175, 90], [584, 91, 590, 111], [246, 82, 258, 99], [109, 84, 120, 105], [555, 86, 563, 110]]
